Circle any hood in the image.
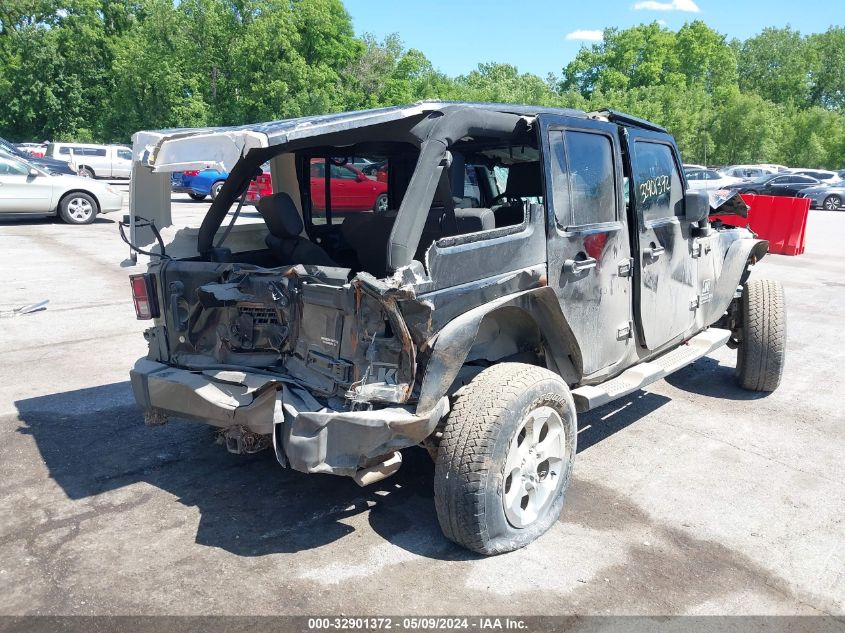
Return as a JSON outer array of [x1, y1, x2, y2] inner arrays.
[[50, 173, 116, 191]]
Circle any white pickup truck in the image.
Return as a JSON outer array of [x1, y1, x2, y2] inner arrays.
[[44, 142, 133, 179]]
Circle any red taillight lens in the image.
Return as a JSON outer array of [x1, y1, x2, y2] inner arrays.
[[183, 170, 200, 177], [130, 274, 159, 320]]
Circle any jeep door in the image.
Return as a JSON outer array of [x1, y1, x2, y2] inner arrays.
[[539, 115, 632, 375], [625, 128, 696, 349]]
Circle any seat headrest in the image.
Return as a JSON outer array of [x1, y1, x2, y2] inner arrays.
[[257, 193, 303, 238], [505, 162, 542, 198]]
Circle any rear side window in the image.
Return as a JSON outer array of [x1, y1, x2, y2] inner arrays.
[[59, 147, 70, 155], [550, 129, 617, 227], [633, 140, 683, 223], [86, 148, 107, 157]]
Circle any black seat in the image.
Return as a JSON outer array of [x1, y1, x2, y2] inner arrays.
[[494, 161, 542, 227], [257, 193, 336, 267]]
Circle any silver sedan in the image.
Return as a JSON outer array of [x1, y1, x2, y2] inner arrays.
[[0, 151, 123, 224], [800, 184, 845, 211]]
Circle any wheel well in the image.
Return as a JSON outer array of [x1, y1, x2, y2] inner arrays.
[[466, 306, 543, 365], [58, 189, 100, 214]]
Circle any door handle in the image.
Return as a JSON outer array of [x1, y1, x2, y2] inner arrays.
[[564, 257, 597, 274], [644, 245, 664, 260]]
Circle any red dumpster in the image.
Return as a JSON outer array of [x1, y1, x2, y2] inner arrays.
[[710, 194, 809, 256]]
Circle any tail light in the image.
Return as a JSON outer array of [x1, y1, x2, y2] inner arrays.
[[183, 170, 200, 177], [130, 274, 159, 320]]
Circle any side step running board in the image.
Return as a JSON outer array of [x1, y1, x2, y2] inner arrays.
[[571, 328, 731, 412]]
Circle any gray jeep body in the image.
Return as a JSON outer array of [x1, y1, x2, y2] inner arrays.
[[128, 102, 765, 480]]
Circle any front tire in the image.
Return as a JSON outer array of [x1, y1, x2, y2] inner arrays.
[[822, 194, 842, 210], [434, 363, 577, 555], [59, 192, 98, 224], [76, 166, 94, 178], [736, 279, 786, 392]]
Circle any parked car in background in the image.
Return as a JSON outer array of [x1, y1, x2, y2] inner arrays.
[[0, 137, 76, 175], [0, 152, 122, 224], [188, 168, 230, 200], [788, 168, 841, 183], [170, 169, 226, 200], [44, 142, 132, 179], [246, 164, 273, 204], [684, 169, 741, 193], [800, 184, 845, 210], [758, 164, 790, 173], [683, 163, 706, 171], [722, 173, 821, 197], [718, 165, 777, 179], [310, 159, 388, 215], [16, 142, 47, 158]]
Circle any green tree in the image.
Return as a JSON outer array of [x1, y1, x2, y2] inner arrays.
[[737, 27, 812, 107], [807, 27, 845, 110]]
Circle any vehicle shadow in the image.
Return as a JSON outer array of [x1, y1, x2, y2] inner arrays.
[[14, 381, 673, 561], [664, 356, 769, 400], [0, 215, 115, 225], [13, 382, 471, 560], [576, 390, 671, 453]]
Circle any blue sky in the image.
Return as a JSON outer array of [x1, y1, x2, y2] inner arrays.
[[344, 0, 840, 78]]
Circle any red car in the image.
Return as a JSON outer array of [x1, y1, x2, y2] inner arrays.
[[310, 159, 388, 214], [246, 171, 272, 203], [246, 160, 389, 215]]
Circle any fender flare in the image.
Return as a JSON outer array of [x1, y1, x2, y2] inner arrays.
[[415, 286, 583, 414], [703, 236, 768, 325]]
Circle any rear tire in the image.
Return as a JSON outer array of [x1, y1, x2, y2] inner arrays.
[[59, 192, 98, 224], [434, 363, 576, 555], [736, 279, 786, 392], [373, 193, 388, 215], [188, 192, 207, 201], [76, 166, 94, 178], [210, 181, 225, 200], [822, 194, 842, 210]]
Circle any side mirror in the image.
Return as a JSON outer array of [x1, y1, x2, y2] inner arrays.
[[29, 167, 40, 177], [355, 172, 367, 182], [684, 190, 710, 224]]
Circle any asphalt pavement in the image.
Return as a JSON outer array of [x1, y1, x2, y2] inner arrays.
[[0, 205, 843, 616]]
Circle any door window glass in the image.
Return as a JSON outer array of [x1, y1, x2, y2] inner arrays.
[[633, 141, 683, 223], [550, 130, 617, 227], [117, 149, 132, 161], [0, 155, 29, 175]]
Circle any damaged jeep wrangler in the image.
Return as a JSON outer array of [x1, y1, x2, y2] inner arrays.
[[127, 102, 785, 554]]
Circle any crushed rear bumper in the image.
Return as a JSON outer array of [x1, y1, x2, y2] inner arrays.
[[130, 359, 447, 477]]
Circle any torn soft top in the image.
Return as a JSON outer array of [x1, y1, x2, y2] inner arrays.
[[131, 101, 590, 173]]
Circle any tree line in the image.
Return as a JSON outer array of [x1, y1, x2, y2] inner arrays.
[[2, 0, 844, 168]]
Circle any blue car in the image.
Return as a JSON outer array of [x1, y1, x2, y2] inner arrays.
[[170, 168, 228, 201], [190, 168, 229, 200]]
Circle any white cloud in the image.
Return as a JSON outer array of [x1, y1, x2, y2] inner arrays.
[[633, 0, 700, 12], [657, 19, 668, 25], [565, 29, 604, 41]]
